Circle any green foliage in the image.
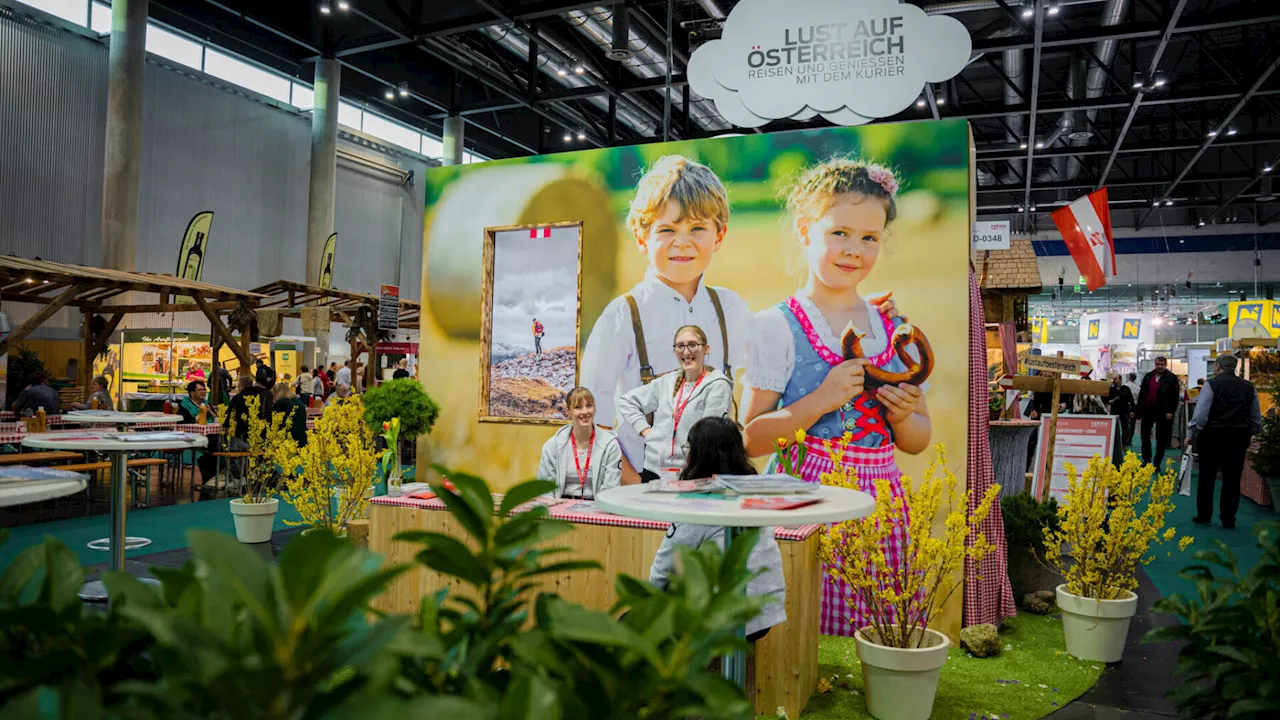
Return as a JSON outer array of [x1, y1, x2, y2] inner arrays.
[[1143, 522, 1280, 720], [1249, 392, 1280, 477], [4, 346, 49, 408], [362, 378, 440, 440], [0, 469, 767, 720], [1001, 492, 1060, 554]]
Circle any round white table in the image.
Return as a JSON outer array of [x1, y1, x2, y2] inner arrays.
[[595, 483, 874, 686], [23, 417, 207, 602], [0, 473, 88, 507]]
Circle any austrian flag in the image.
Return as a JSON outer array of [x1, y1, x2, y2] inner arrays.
[[1051, 188, 1115, 292], [528, 227, 552, 238]]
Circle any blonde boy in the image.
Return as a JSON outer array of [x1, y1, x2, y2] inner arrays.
[[581, 155, 750, 483]]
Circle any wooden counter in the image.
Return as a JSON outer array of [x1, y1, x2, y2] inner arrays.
[[370, 495, 822, 718]]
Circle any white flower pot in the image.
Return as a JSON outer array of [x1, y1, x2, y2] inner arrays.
[[855, 626, 950, 720], [229, 498, 279, 544], [1056, 584, 1138, 663]]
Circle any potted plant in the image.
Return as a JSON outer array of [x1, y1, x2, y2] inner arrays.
[[380, 417, 403, 496], [1143, 522, 1280, 718], [1045, 452, 1191, 663], [278, 395, 378, 534], [361, 378, 439, 471], [989, 388, 1005, 421], [1001, 492, 1064, 600], [225, 395, 291, 543], [1247, 386, 1280, 514], [819, 438, 1001, 720]]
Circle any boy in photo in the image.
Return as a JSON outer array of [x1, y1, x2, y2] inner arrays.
[[580, 155, 751, 484]]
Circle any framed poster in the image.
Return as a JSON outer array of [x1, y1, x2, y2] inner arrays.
[[478, 221, 583, 424], [1032, 414, 1118, 503]]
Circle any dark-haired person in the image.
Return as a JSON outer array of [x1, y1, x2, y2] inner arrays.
[[1133, 356, 1181, 469], [11, 372, 60, 415], [294, 365, 314, 405], [617, 325, 733, 483], [1187, 354, 1261, 529], [225, 376, 271, 451], [648, 416, 786, 642], [272, 382, 308, 447], [178, 380, 221, 487], [537, 387, 622, 499]]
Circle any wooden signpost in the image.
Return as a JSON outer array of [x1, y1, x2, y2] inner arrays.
[[999, 352, 1110, 501]]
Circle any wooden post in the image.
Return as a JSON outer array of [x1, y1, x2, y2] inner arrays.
[[1038, 351, 1067, 502], [211, 332, 223, 401], [80, 312, 94, 402]]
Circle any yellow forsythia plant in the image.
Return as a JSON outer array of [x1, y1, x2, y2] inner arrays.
[[277, 395, 378, 532], [224, 394, 294, 504], [1045, 452, 1192, 600], [819, 439, 1001, 648]]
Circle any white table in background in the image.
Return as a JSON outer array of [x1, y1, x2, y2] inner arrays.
[[594, 484, 874, 685], [23, 412, 206, 602], [0, 472, 88, 508]]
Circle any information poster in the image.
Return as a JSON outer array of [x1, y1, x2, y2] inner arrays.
[[1032, 414, 1118, 503]]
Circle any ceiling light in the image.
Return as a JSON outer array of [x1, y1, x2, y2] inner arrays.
[[337, 0, 350, 10], [384, 88, 394, 100], [1048, 4, 1060, 16], [1153, 77, 1165, 88], [576, 131, 586, 140], [563, 133, 572, 142], [24, 278, 32, 283], [1227, 126, 1238, 136], [1030, 204, 1038, 212], [1153, 200, 1160, 207], [556, 68, 567, 77], [1021, 8, 1034, 19], [1132, 79, 1143, 89], [1165, 199, 1174, 206], [916, 99, 925, 108], [574, 65, 585, 74], [1198, 220, 1206, 227], [319, 2, 331, 14], [397, 83, 408, 97], [1265, 166, 1273, 173], [1020, 142, 1028, 150], [1208, 129, 1218, 137], [1035, 141, 1044, 148], [935, 97, 945, 105]]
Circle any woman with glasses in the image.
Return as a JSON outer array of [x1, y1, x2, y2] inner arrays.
[[537, 387, 623, 499], [617, 325, 734, 482]]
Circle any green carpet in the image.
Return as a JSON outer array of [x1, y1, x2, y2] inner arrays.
[[0, 497, 304, 569], [775, 612, 1104, 720]]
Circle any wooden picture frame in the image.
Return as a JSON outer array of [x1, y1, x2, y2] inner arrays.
[[478, 221, 584, 424]]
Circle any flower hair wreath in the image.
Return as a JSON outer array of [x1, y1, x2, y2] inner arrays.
[[865, 167, 899, 196]]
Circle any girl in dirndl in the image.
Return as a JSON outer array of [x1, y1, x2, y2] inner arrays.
[[740, 158, 932, 637]]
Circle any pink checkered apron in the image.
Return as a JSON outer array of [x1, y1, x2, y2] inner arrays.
[[792, 438, 908, 637]]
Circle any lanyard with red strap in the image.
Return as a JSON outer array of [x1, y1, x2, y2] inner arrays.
[[573, 427, 595, 495], [670, 371, 708, 460]]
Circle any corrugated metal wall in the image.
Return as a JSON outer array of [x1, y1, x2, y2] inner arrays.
[[0, 10, 425, 339]]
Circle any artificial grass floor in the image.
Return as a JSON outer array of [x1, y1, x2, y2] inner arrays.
[[778, 611, 1104, 720]]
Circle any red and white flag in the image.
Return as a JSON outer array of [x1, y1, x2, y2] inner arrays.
[[1051, 188, 1115, 292], [529, 227, 552, 238]]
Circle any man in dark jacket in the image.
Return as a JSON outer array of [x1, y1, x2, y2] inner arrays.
[[1187, 354, 1261, 529], [1133, 356, 1181, 470]]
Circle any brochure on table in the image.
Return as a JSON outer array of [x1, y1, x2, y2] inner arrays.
[[1032, 414, 1118, 503]]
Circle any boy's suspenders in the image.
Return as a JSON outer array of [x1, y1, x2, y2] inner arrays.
[[624, 288, 731, 386]]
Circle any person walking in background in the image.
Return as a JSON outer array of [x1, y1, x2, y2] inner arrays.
[[392, 358, 411, 379], [326, 362, 338, 382], [532, 317, 545, 355], [1134, 356, 1181, 469], [1107, 373, 1136, 456], [294, 365, 314, 405], [1124, 372, 1141, 411], [254, 358, 276, 388], [336, 359, 353, 388], [1187, 354, 1260, 530]]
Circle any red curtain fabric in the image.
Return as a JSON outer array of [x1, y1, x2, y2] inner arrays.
[[965, 269, 1017, 627]]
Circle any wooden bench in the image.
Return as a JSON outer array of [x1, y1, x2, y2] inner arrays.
[[58, 457, 171, 507], [0, 451, 82, 466]]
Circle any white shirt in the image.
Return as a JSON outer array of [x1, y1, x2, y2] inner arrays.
[[580, 267, 751, 468], [744, 292, 911, 393], [336, 366, 352, 387]]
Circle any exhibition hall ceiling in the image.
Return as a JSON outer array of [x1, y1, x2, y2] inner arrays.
[[143, 0, 1279, 231]]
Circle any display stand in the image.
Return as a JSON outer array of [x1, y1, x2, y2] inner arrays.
[[595, 484, 873, 686], [23, 412, 206, 602]]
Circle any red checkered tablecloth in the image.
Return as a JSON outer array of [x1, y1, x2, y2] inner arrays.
[[369, 494, 821, 540], [174, 423, 223, 436], [965, 269, 1017, 628], [0, 411, 15, 421], [1243, 448, 1275, 508]]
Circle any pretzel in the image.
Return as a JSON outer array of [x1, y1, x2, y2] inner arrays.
[[841, 323, 935, 388]]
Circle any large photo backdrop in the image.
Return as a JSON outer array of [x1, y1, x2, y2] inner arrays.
[[420, 120, 971, 496]]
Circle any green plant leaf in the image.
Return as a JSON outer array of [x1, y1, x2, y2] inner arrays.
[[403, 532, 490, 587], [277, 526, 351, 612], [499, 480, 558, 517], [1208, 645, 1253, 666], [1228, 698, 1278, 716], [517, 560, 602, 580], [719, 528, 759, 586], [543, 596, 660, 665], [186, 529, 281, 638], [498, 673, 561, 720], [427, 467, 491, 542]]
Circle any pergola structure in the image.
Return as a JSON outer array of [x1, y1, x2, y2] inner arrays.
[[251, 280, 421, 387], [0, 256, 265, 404]]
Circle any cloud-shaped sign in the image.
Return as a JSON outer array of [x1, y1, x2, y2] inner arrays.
[[688, 0, 971, 127]]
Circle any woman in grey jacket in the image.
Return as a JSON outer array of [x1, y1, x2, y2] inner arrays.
[[537, 387, 623, 499], [648, 416, 786, 639], [617, 326, 735, 482]]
